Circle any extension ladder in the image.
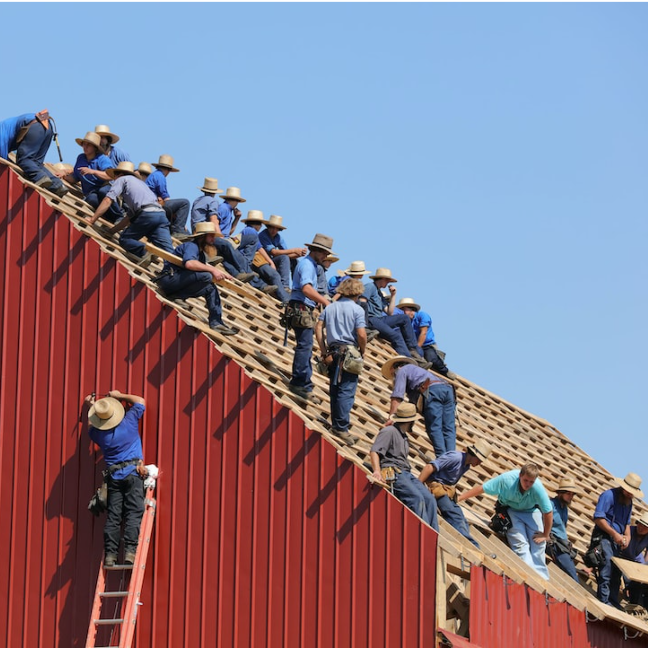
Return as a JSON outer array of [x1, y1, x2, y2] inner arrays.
[[85, 487, 157, 648]]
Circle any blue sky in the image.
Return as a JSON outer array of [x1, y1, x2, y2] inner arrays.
[[2, 3, 646, 490]]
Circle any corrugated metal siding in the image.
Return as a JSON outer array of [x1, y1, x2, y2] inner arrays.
[[0, 166, 438, 648]]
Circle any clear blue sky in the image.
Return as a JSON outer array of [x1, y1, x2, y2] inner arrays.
[[2, 3, 646, 491]]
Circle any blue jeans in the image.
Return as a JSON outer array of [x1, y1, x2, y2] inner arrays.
[[158, 270, 223, 326], [392, 471, 438, 531], [437, 495, 478, 547], [86, 185, 123, 223], [273, 254, 291, 288], [255, 263, 289, 303], [367, 313, 418, 356], [212, 238, 249, 276], [422, 383, 456, 456], [328, 363, 359, 432], [163, 198, 190, 234], [105, 473, 145, 555], [290, 324, 314, 391], [550, 546, 579, 581], [507, 508, 549, 580], [120, 210, 174, 257], [15, 121, 64, 190], [596, 537, 622, 605]]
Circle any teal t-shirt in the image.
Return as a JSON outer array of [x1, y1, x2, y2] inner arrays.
[[483, 469, 552, 513]]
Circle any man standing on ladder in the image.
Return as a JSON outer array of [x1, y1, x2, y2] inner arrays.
[[85, 390, 148, 566]]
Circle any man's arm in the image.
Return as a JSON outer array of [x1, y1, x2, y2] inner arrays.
[[417, 326, 429, 348], [184, 258, 231, 281], [356, 327, 367, 356], [108, 389, 145, 406], [419, 463, 436, 483], [370, 451, 385, 484], [456, 484, 484, 503], [594, 517, 628, 546], [385, 284, 397, 315], [315, 319, 331, 364], [301, 283, 330, 307], [385, 396, 403, 426], [259, 247, 276, 269], [86, 195, 116, 225], [533, 511, 553, 543]]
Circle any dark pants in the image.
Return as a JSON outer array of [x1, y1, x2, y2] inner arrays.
[[158, 269, 223, 327], [392, 471, 438, 531], [328, 360, 359, 432], [423, 345, 449, 375], [422, 383, 456, 456], [547, 544, 579, 581], [15, 121, 64, 190], [163, 198, 190, 234], [212, 237, 250, 276], [86, 185, 123, 223], [104, 473, 145, 555], [274, 254, 291, 288], [367, 313, 418, 356], [437, 494, 478, 547], [255, 263, 289, 303], [290, 325, 314, 391], [120, 210, 174, 257], [597, 537, 622, 605]]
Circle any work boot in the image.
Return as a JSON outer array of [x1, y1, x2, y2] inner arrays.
[[124, 551, 137, 565], [444, 370, 457, 380], [262, 285, 279, 296], [288, 385, 322, 405], [408, 348, 431, 369], [235, 272, 256, 284], [34, 176, 53, 189], [206, 255, 224, 266], [51, 184, 69, 197], [210, 323, 238, 336], [331, 429, 358, 447], [366, 329, 380, 343], [104, 553, 117, 567], [136, 252, 154, 269], [172, 231, 191, 241]]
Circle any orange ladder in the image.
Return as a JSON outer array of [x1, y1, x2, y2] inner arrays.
[[85, 487, 156, 648]]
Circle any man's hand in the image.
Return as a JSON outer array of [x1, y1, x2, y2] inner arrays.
[[78, 167, 94, 176], [384, 418, 394, 427], [372, 470, 385, 484], [107, 390, 122, 399], [212, 269, 232, 282], [84, 393, 96, 405], [323, 353, 334, 366], [533, 532, 550, 544], [388, 284, 396, 296]]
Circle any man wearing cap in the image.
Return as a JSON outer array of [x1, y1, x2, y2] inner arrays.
[[315, 278, 367, 446], [418, 440, 493, 546], [457, 464, 554, 580], [0, 110, 68, 196], [361, 269, 427, 365], [546, 478, 583, 581], [94, 125, 131, 166], [288, 234, 334, 402], [591, 472, 644, 606], [84, 390, 147, 566], [156, 222, 238, 335], [145, 154, 190, 238], [370, 402, 439, 531], [619, 512, 648, 608], [383, 356, 457, 458], [85, 161, 174, 264], [191, 177, 223, 231], [259, 215, 307, 291]]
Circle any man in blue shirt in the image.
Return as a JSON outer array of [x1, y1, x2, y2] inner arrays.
[[94, 124, 131, 166], [383, 356, 456, 457], [591, 472, 643, 606], [258, 215, 307, 290], [190, 177, 223, 231], [621, 512, 648, 608], [288, 234, 334, 402], [85, 390, 148, 566], [418, 440, 492, 546], [0, 110, 68, 196], [146, 154, 190, 237], [315, 278, 367, 446], [457, 464, 554, 579]]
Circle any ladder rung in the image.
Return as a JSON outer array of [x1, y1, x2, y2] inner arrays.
[[104, 564, 134, 571], [94, 618, 124, 625], [99, 591, 129, 598]]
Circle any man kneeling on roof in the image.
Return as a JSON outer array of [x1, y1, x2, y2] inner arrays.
[[457, 463, 553, 580], [418, 440, 493, 547], [84, 390, 148, 567], [86, 161, 174, 266], [371, 402, 439, 531], [156, 222, 238, 336], [618, 511, 648, 609]]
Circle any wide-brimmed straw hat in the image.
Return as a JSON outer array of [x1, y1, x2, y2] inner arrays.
[[324, 254, 340, 263], [392, 402, 418, 423], [137, 162, 153, 176], [305, 233, 335, 255], [75, 131, 102, 149], [198, 177, 223, 194], [636, 511, 648, 527], [614, 472, 644, 499], [52, 162, 73, 174], [94, 124, 120, 144], [381, 356, 417, 379], [242, 209, 267, 225], [107, 161, 137, 179], [152, 154, 180, 172], [397, 297, 420, 312], [468, 439, 493, 462], [88, 397, 125, 431], [189, 222, 218, 237], [555, 476, 583, 494], [221, 187, 246, 203], [266, 215, 286, 230], [369, 267, 398, 282], [344, 260, 370, 276]]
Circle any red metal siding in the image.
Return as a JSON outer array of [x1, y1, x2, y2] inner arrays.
[[0, 165, 438, 648]]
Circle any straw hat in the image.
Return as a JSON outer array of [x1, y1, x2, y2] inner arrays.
[[468, 439, 493, 462], [189, 222, 218, 237], [94, 124, 120, 144], [381, 356, 417, 379], [324, 254, 340, 263], [107, 161, 137, 179], [88, 397, 125, 431], [266, 215, 286, 230], [369, 267, 398, 282], [555, 476, 583, 494], [221, 187, 246, 203], [305, 233, 335, 255], [636, 511, 648, 527], [397, 297, 420, 312], [152, 154, 180, 173], [52, 162, 73, 174], [392, 402, 418, 423], [198, 177, 223, 194], [242, 209, 267, 225], [344, 260, 370, 276], [75, 131, 102, 149], [613, 472, 644, 499], [137, 162, 153, 177]]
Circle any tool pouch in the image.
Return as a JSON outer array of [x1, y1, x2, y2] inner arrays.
[[88, 482, 108, 516], [380, 466, 400, 483], [284, 303, 316, 329], [427, 480, 457, 501], [342, 345, 364, 375]]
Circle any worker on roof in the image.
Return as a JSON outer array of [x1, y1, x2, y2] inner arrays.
[[396, 297, 455, 380], [191, 177, 223, 231], [146, 154, 191, 239], [370, 402, 439, 531], [457, 464, 554, 580], [382, 356, 456, 458], [545, 477, 584, 582], [327, 260, 371, 299], [0, 110, 68, 197], [258, 215, 307, 292], [418, 440, 493, 547], [135, 162, 153, 181], [84, 390, 148, 567], [156, 221, 239, 336], [85, 161, 174, 267], [287, 233, 334, 403], [590, 472, 644, 607], [315, 278, 367, 447], [360, 268, 429, 368], [94, 124, 131, 166], [316, 253, 339, 297], [619, 511, 648, 609]]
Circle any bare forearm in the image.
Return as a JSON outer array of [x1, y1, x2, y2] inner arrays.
[[356, 328, 367, 356], [108, 390, 145, 406], [456, 484, 484, 503]]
